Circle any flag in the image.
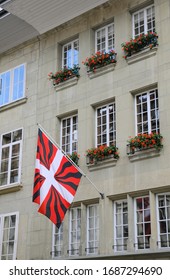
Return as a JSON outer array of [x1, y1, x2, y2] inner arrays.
[[33, 128, 82, 228]]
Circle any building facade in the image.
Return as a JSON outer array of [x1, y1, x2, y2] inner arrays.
[[0, 0, 170, 260]]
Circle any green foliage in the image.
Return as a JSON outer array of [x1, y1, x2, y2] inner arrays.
[[122, 32, 158, 59], [48, 65, 80, 85]]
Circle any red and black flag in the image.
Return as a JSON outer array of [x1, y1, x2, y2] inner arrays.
[[33, 128, 82, 228]]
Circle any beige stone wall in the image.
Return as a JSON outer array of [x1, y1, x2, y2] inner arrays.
[[0, 0, 170, 259]]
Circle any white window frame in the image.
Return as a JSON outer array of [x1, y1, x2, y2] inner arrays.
[[60, 114, 78, 154], [86, 204, 99, 255], [69, 207, 81, 256], [156, 193, 170, 249], [0, 128, 23, 188], [134, 196, 151, 250], [52, 223, 63, 258], [0, 64, 26, 107], [95, 22, 115, 53], [135, 88, 159, 135], [0, 212, 19, 260], [62, 39, 79, 68], [132, 4, 155, 38], [95, 102, 116, 147], [113, 199, 128, 252]]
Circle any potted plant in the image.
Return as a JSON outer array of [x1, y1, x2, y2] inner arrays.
[[121, 32, 158, 59], [127, 132, 163, 155], [86, 144, 119, 165], [67, 152, 80, 165], [48, 65, 80, 86], [82, 50, 117, 73]]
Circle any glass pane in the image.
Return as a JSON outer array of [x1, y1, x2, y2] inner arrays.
[[1, 147, 9, 159], [13, 130, 22, 142], [160, 222, 167, 233], [2, 133, 11, 145]]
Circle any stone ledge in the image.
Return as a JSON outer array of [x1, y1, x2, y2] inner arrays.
[[87, 157, 117, 171], [0, 97, 27, 112], [88, 63, 116, 79], [54, 76, 79, 91], [126, 47, 158, 65], [0, 183, 23, 195], [128, 148, 161, 162]]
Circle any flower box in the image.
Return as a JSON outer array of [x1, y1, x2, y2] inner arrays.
[[48, 65, 80, 87], [82, 50, 117, 73], [88, 63, 116, 79], [86, 145, 119, 170], [127, 147, 161, 162], [86, 154, 118, 171], [126, 46, 158, 65], [121, 32, 158, 59], [127, 133, 163, 161]]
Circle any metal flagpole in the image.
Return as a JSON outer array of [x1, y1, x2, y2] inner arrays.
[[37, 124, 104, 199]]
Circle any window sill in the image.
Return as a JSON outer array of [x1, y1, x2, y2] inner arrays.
[[0, 183, 23, 195], [54, 76, 79, 91], [0, 97, 27, 112], [88, 63, 116, 79], [87, 156, 118, 171], [126, 46, 158, 65], [128, 148, 161, 162]]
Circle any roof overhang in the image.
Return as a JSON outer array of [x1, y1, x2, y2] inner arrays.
[[0, 0, 109, 54]]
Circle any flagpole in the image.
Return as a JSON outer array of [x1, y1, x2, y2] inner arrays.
[[37, 123, 104, 199]]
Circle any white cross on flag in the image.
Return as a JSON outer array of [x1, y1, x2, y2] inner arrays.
[[33, 128, 82, 228]]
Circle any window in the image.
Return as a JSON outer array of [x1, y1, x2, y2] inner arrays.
[[114, 200, 128, 252], [0, 129, 23, 187], [95, 22, 114, 53], [61, 115, 78, 154], [135, 196, 151, 249], [52, 223, 63, 258], [0, 212, 19, 259], [0, 0, 10, 19], [0, 64, 25, 107], [69, 207, 81, 256], [157, 193, 170, 248], [62, 39, 79, 68], [132, 5, 155, 38], [86, 204, 99, 255], [96, 103, 116, 147], [135, 88, 159, 134]]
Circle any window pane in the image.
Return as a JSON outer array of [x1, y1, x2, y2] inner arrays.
[[61, 115, 78, 154], [157, 194, 170, 248], [136, 89, 159, 134], [0, 129, 22, 187], [96, 23, 114, 52], [114, 200, 128, 252], [0, 71, 10, 106], [63, 40, 79, 68], [96, 103, 116, 147], [133, 5, 155, 37], [135, 196, 151, 249], [87, 205, 99, 255]]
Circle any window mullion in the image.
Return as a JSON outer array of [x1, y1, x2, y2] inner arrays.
[[106, 105, 110, 146], [144, 9, 147, 34], [105, 26, 108, 52], [7, 144, 12, 185], [71, 41, 73, 68], [147, 92, 151, 133], [10, 69, 14, 103]]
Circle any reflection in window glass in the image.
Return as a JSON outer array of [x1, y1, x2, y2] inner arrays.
[[114, 200, 128, 251], [135, 196, 151, 249], [157, 194, 170, 248]]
